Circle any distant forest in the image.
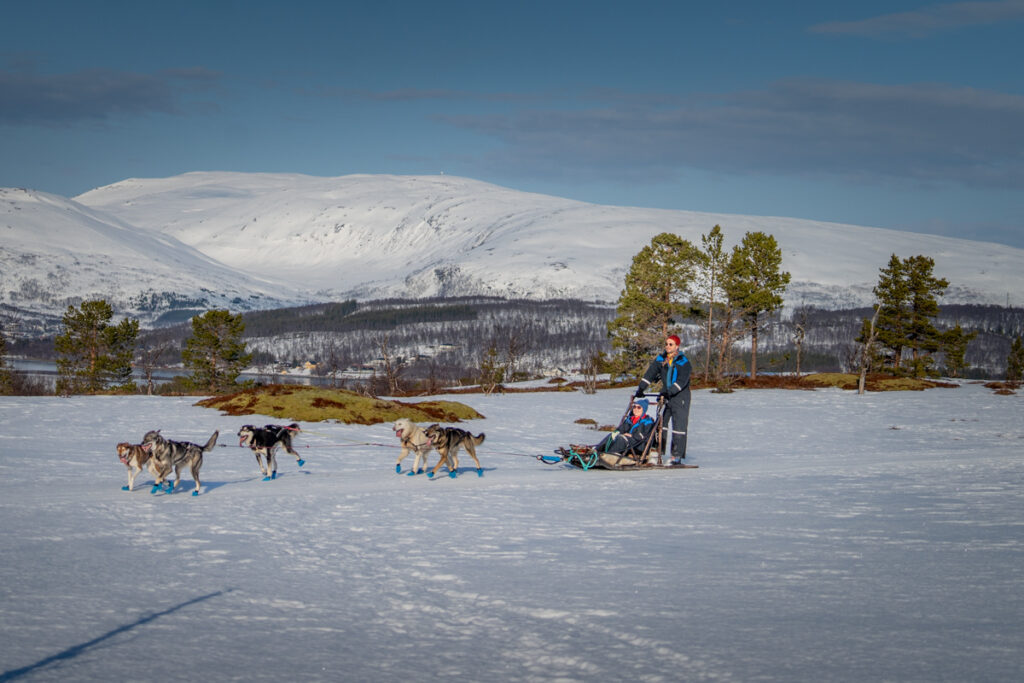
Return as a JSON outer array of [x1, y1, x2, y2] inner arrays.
[[8, 297, 1024, 384]]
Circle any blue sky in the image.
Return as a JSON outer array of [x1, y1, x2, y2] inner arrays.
[[2, 0, 1023, 247]]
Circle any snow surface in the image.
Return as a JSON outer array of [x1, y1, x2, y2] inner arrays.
[[1, 383, 1022, 682]]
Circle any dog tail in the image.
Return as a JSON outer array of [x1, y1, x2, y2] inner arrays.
[[474, 433, 486, 445], [202, 431, 219, 452]]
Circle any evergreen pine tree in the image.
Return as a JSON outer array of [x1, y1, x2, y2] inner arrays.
[[723, 231, 790, 379], [0, 325, 13, 395], [1007, 336, 1024, 385], [182, 310, 252, 393], [868, 254, 948, 376], [102, 317, 140, 389], [870, 254, 913, 372], [940, 323, 977, 378], [697, 225, 728, 383], [607, 232, 701, 375], [54, 300, 138, 394], [904, 255, 949, 376]]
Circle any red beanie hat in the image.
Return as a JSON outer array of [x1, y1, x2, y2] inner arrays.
[[666, 335, 681, 346]]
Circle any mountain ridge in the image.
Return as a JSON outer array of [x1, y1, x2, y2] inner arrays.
[[3, 172, 1022, 335]]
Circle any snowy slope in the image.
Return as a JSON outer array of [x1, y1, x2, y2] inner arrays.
[[0, 187, 309, 327], [4, 172, 1023, 335], [77, 171, 1024, 308], [0, 383, 1022, 681], [76, 172, 616, 301]]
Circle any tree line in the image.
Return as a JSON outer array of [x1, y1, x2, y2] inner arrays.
[[604, 227, 1024, 387], [0, 304, 254, 396], [2, 230, 1024, 395], [608, 226, 791, 388]]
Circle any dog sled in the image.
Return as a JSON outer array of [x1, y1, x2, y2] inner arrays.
[[539, 395, 698, 471], [546, 444, 697, 471]]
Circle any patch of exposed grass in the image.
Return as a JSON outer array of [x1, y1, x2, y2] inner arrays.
[[984, 381, 1018, 395], [195, 385, 484, 425], [801, 373, 956, 391], [800, 373, 862, 390]]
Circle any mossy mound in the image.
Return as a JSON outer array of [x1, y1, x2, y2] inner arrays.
[[801, 373, 956, 391], [195, 385, 484, 425]]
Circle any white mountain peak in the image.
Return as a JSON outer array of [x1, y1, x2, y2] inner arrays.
[[2, 172, 1021, 334]]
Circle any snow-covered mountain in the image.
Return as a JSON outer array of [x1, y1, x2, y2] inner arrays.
[[0, 187, 309, 330], [74, 172, 1024, 307], [3, 171, 1022, 334]]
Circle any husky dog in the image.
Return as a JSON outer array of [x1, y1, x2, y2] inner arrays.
[[116, 441, 159, 491], [142, 429, 219, 496], [392, 418, 433, 475], [237, 423, 303, 480], [423, 424, 485, 479]]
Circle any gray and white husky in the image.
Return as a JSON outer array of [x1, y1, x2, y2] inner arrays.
[[142, 429, 218, 496]]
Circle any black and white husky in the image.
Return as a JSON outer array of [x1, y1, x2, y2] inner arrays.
[[237, 423, 304, 480], [142, 429, 219, 496]]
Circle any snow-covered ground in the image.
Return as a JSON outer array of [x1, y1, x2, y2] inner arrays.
[[1, 382, 1021, 682]]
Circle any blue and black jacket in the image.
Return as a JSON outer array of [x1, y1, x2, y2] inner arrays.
[[638, 349, 691, 401], [616, 413, 655, 438], [601, 412, 655, 453]]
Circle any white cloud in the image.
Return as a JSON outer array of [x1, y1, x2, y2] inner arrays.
[[809, 0, 1024, 38]]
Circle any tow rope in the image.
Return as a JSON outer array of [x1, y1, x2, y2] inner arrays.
[[538, 446, 598, 470]]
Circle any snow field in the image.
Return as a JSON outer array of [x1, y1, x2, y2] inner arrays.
[[0, 383, 1021, 681]]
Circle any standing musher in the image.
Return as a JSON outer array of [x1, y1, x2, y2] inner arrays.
[[635, 334, 691, 463]]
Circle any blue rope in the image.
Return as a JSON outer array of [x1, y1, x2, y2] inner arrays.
[[568, 446, 599, 470]]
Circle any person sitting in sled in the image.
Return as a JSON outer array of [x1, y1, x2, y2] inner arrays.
[[593, 398, 655, 455]]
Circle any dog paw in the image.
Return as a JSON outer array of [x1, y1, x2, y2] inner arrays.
[[191, 490, 199, 496], [263, 476, 272, 481], [477, 469, 483, 477], [121, 485, 130, 491], [406, 470, 417, 476], [427, 472, 434, 478], [297, 459, 305, 467], [449, 471, 457, 479], [395, 464, 402, 474]]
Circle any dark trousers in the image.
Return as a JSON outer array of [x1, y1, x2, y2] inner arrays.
[[595, 432, 640, 455], [660, 397, 690, 459]]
